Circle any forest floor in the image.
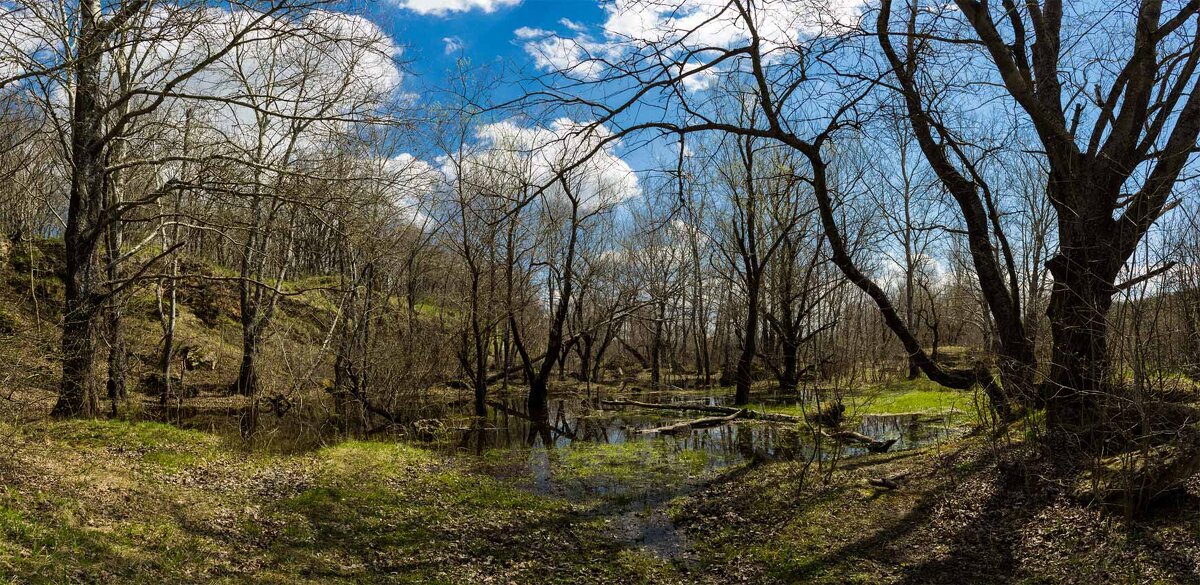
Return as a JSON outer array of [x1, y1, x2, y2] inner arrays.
[[1, 415, 1199, 584], [1, 245, 1198, 583]]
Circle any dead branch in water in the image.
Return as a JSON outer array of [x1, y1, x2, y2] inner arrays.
[[600, 398, 802, 423], [637, 409, 746, 435], [825, 430, 898, 453]]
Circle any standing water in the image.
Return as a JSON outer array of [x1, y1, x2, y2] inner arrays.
[[392, 389, 965, 559]]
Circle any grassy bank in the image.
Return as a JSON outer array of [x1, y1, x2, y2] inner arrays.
[[0, 420, 678, 584], [751, 375, 985, 426], [3, 417, 1198, 584]]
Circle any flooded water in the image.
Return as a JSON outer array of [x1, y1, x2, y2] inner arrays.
[[381, 388, 965, 560], [152, 386, 965, 559], [418, 391, 959, 463]]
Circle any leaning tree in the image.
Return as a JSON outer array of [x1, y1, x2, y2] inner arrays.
[[515, 0, 1200, 448]]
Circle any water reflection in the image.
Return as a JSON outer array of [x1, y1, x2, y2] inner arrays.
[[414, 393, 960, 476]]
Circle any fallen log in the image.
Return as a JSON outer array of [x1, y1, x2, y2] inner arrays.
[[867, 472, 910, 490], [604, 398, 899, 451], [825, 430, 898, 453], [601, 398, 802, 423], [638, 409, 745, 435]]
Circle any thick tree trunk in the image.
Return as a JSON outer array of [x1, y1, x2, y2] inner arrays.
[[55, 298, 101, 418], [527, 376, 549, 414], [907, 357, 920, 380], [54, 0, 105, 419], [235, 340, 260, 437], [234, 340, 259, 396], [1045, 251, 1115, 443], [473, 375, 487, 417]]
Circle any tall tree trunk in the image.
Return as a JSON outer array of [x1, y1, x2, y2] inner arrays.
[[650, 303, 663, 388], [472, 321, 488, 417], [105, 215, 127, 415], [1044, 248, 1116, 442], [779, 336, 798, 393], [734, 278, 759, 405], [235, 329, 260, 438], [234, 332, 260, 398], [54, 0, 105, 418]]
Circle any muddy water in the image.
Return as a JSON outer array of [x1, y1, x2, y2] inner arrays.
[[390, 389, 964, 560]]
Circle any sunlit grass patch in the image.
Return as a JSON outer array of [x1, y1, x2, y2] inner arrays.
[[852, 388, 977, 415], [0, 418, 704, 583]]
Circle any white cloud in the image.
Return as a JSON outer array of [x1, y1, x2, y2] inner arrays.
[[385, 153, 439, 227], [1, 3, 403, 155], [394, 0, 520, 16], [161, 9, 402, 160], [677, 61, 717, 92], [443, 36, 464, 54], [516, 0, 865, 87], [0, 1, 59, 84], [514, 26, 548, 39], [602, 0, 862, 48], [559, 18, 586, 32], [455, 117, 641, 212], [518, 29, 608, 80]]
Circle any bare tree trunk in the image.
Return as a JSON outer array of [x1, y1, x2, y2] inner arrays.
[[1044, 241, 1117, 442], [104, 199, 127, 415], [735, 276, 759, 405], [53, 0, 106, 418], [650, 302, 663, 388]]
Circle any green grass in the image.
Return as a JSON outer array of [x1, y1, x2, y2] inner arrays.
[[754, 375, 985, 425], [852, 388, 977, 415], [0, 419, 691, 584]]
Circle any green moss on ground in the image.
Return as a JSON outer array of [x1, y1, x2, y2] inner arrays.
[[2, 415, 1198, 584], [0, 420, 697, 584]]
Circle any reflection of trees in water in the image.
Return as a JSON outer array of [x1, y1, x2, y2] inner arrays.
[[397, 395, 948, 469], [457, 418, 492, 456], [527, 407, 554, 448]]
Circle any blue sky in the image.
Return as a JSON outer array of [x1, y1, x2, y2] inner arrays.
[[366, 0, 607, 99], [360, 0, 682, 180]]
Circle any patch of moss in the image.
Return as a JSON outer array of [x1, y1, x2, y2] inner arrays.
[[852, 388, 979, 415], [38, 419, 222, 452], [1, 420, 702, 583]]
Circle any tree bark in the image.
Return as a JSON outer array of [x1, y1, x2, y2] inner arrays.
[[734, 276, 759, 405], [53, 0, 106, 418]]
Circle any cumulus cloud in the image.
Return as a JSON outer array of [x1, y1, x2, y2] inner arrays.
[[0, 0, 59, 84], [516, 0, 865, 87], [169, 8, 402, 156], [384, 153, 440, 227], [443, 36, 464, 54], [601, 0, 862, 48], [394, 0, 520, 16], [515, 27, 609, 80], [454, 117, 641, 212]]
